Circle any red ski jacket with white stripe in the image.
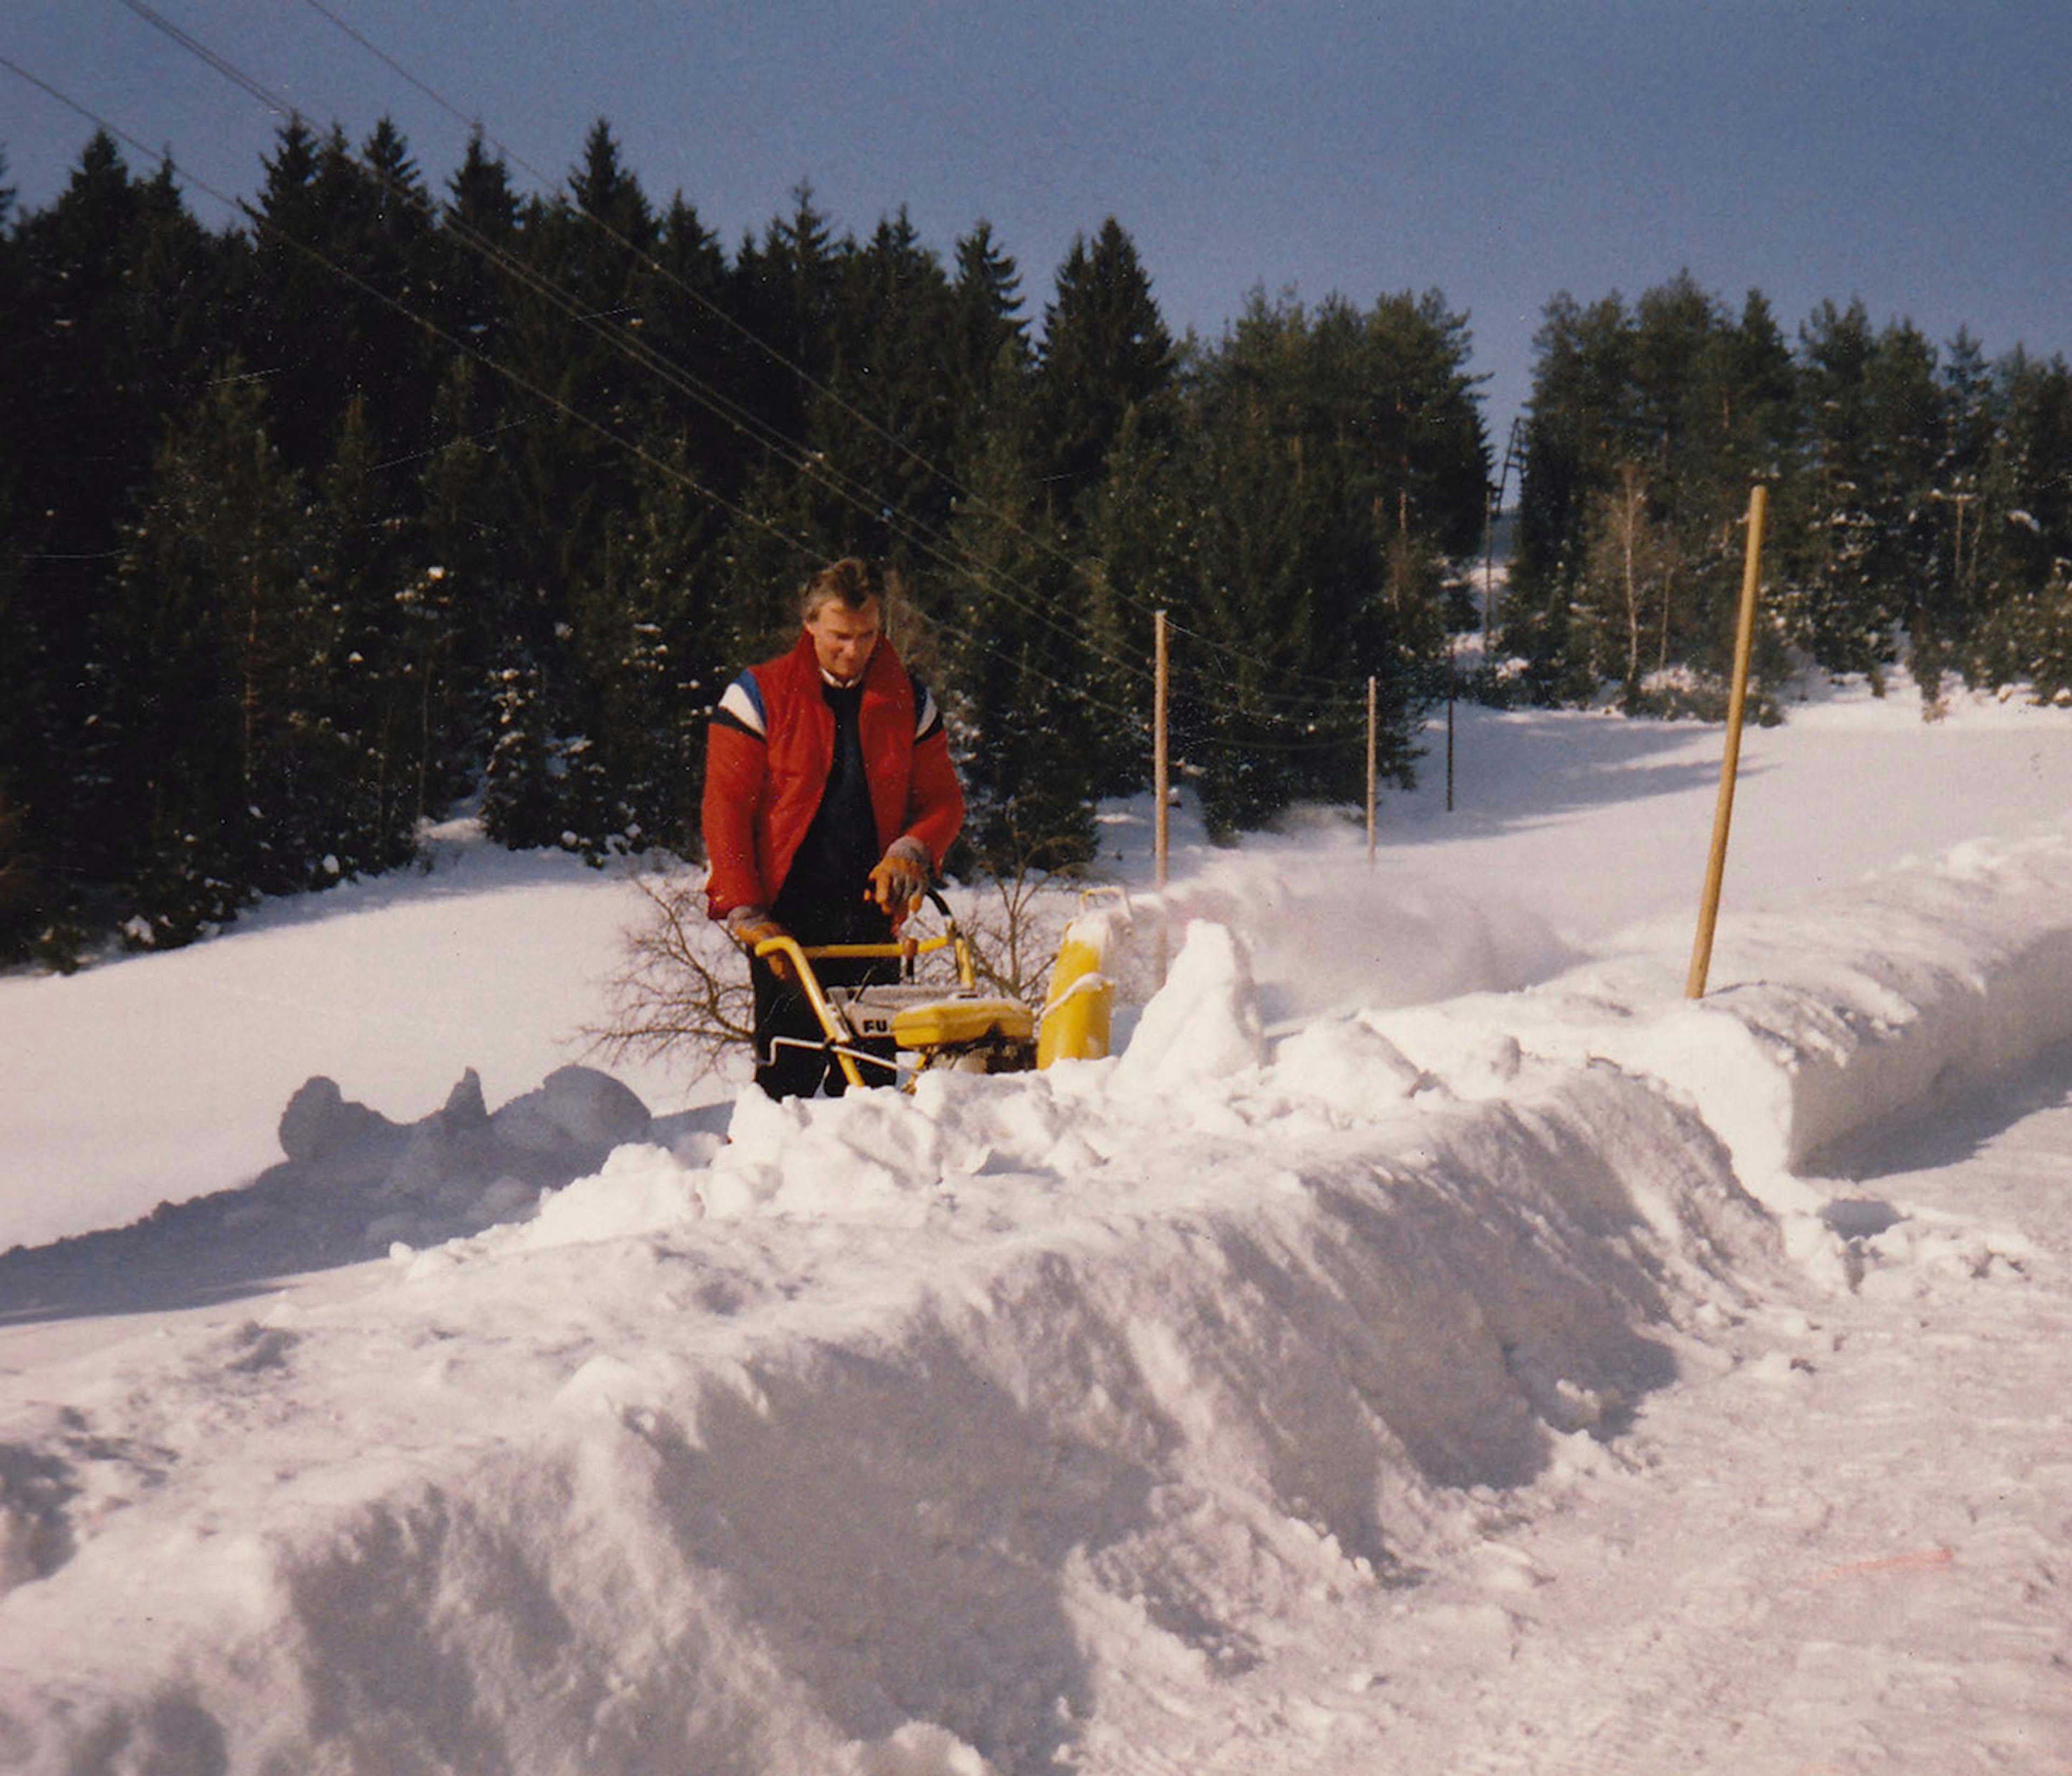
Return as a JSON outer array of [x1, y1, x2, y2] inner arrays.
[[700, 630, 964, 920]]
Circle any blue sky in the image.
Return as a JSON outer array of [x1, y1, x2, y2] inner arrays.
[[6, 1, 2067, 461]]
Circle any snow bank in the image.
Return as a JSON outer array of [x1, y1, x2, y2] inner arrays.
[[4, 811, 2072, 1771], [0, 916, 1787, 1772], [0, 1050, 1771, 1772], [1691, 833, 2072, 1173], [0, 1065, 685, 1326], [1369, 827, 2072, 1220]]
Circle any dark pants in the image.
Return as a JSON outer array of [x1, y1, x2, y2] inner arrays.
[[751, 896, 897, 1099]]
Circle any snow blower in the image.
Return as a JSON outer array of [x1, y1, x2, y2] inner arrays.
[[752, 889, 1117, 1091]]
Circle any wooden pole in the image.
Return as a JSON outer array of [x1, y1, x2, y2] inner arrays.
[[1153, 610, 1169, 892], [1154, 609, 1170, 980], [1445, 635, 1456, 814], [1481, 482, 1498, 650], [1686, 484, 1768, 999], [1365, 675, 1378, 868]]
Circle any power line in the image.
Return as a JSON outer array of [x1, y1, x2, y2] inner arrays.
[[89, 3, 1157, 700], [30, 11, 1440, 738], [4, 55, 811, 580], [2, 51, 188, 192], [291, 0, 1396, 720], [4, 46, 1164, 741], [110, 0, 293, 123], [10, 30, 1402, 747]]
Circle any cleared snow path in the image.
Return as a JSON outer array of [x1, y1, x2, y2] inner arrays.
[[1461, 1050, 2072, 1776]]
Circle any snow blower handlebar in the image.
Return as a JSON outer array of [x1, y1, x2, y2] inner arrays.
[[750, 891, 987, 1091], [751, 890, 977, 991]]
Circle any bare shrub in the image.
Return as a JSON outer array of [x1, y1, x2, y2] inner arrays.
[[586, 872, 754, 1085]]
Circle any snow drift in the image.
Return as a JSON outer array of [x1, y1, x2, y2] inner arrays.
[[4, 814, 2072, 1771]]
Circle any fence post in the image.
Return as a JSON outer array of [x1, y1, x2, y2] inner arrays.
[[1686, 484, 1769, 999], [1154, 609, 1170, 981], [1365, 675, 1378, 867]]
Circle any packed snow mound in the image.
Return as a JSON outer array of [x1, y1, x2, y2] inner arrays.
[[4, 809, 2072, 1770], [0, 997, 1774, 1772], [1367, 827, 2072, 1219], [1110, 920, 1265, 1090], [0, 1065, 690, 1323]]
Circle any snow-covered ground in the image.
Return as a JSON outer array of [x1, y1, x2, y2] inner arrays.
[[3, 677, 2071, 1773]]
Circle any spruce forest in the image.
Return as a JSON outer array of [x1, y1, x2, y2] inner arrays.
[[3, 120, 2069, 969]]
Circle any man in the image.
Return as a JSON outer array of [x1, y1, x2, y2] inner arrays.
[[701, 557, 964, 1098]]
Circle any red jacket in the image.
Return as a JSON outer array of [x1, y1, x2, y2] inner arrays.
[[701, 631, 964, 919]]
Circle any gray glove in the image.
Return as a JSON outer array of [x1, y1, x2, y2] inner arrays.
[[867, 835, 931, 914]]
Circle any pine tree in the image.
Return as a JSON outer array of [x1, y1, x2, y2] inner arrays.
[[1863, 319, 1949, 697], [414, 355, 515, 817], [1176, 296, 1386, 832], [1992, 352, 2072, 585], [1672, 291, 1797, 686], [476, 121, 665, 851], [639, 193, 740, 506], [347, 119, 441, 465], [109, 366, 319, 942], [1358, 290, 1491, 559], [0, 154, 36, 956], [479, 658, 564, 850], [730, 183, 847, 454], [239, 119, 350, 476], [431, 129, 521, 351], [1036, 219, 1176, 524], [948, 221, 1031, 435], [8, 133, 223, 951], [305, 397, 421, 873], [1086, 287, 1474, 837], [933, 219, 1177, 861], [577, 434, 726, 856], [1508, 291, 1635, 700], [1964, 349, 2072, 699], [810, 208, 957, 562], [1788, 299, 1894, 676], [940, 353, 1099, 871]]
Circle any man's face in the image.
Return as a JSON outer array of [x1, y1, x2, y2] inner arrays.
[[805, 597, 882, 685]]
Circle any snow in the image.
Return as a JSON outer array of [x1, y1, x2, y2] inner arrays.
[[3, 678, 2072, 1772]]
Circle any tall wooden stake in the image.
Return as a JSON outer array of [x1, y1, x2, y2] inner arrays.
[[1686, 485, 1768, 999], [1154, 609, 1170, 979], [1365, 675, 1378, 867], [1445, 635, 1456, 814]]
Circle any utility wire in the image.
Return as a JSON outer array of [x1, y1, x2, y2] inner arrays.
[[296, 0, 1157, 666], [112, 2, 1417, 726], [111, 0, 292, 121], [5, 49, 1167, 741], [295, 0, 1396, 725], [293, 0, 1398, 721], [14, 28, 1392, 747], [95, 2, 1168, 704]]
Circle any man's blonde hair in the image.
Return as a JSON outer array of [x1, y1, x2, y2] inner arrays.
[[800, 556, 885, 622]]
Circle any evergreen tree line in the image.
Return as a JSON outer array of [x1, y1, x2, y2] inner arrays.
[[1505, 274, 2072, 713], [1, 119, 1488, 967]]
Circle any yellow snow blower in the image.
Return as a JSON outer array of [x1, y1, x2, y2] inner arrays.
[[753, 889, 1116, 1091]]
